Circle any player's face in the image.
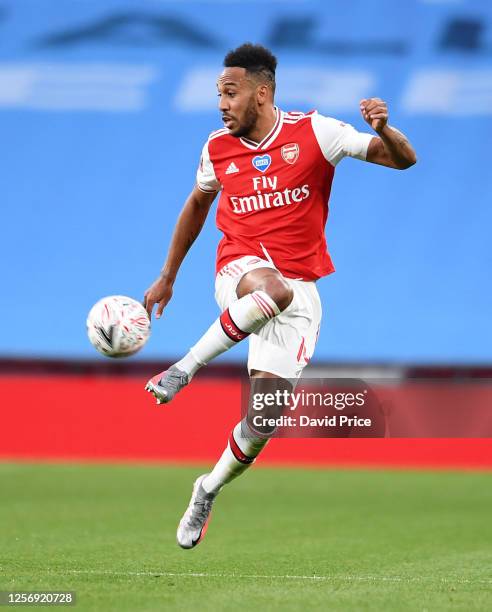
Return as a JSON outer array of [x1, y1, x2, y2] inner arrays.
[[217, 68, 258, 138]]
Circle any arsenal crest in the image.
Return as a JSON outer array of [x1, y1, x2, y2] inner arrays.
[[281, 143, 300, 165]]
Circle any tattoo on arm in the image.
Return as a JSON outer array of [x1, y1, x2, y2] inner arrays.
[[389, 127, 411, 150], [378, 126, 416, 168]]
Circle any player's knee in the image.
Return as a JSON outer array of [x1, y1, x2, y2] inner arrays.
[[260, 274, 293, 311]]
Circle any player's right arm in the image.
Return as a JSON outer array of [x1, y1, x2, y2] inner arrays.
[[144, 140, 220, 319], [144, 186, 217, 319]]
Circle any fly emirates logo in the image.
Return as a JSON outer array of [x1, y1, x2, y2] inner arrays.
[[230, 176, 310, 215]]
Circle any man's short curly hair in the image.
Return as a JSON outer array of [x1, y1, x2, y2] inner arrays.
[[223, 43, 277, 94]]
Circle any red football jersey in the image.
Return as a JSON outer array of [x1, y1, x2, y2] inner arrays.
[[197, 109, 373, 281]]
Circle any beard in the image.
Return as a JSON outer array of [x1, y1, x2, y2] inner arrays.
[[230, 98, 258, 138]]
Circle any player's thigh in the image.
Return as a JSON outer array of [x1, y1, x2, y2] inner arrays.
[[247, 280, 322, 380]]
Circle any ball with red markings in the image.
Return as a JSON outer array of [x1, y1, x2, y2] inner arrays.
[[87, 295, 150, 358]]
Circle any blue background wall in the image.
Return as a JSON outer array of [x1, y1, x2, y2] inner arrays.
[[1, 0, 491, 363]]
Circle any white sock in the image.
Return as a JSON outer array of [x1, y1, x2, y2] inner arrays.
[[202, 419, 269, 495], [174, 352, 201, 377], [175, 291, 279, 377]]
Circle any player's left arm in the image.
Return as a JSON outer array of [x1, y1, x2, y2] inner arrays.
[[360, 98, 417, 170]]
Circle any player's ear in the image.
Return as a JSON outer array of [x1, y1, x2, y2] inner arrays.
[[256, 83, 269, 105]]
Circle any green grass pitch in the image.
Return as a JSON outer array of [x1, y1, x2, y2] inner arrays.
[[1, 463, 491, 611]]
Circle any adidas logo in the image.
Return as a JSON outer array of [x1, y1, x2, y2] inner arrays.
[[225, 162, 239, 175]]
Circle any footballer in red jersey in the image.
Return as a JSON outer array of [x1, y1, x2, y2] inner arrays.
[[144, 43, 417, 549]]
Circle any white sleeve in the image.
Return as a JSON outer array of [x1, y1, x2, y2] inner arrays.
[[196, 141, 220, 193], [311, 112, 374, 167]]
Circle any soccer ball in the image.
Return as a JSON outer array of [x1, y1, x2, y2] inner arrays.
[[87, 295, 150, 358]]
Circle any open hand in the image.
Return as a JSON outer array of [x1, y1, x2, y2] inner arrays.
[[143, 275, 174, 319]]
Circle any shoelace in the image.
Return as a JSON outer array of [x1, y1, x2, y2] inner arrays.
[[188, 498, 213, 530], [159, 369, 188, 393]]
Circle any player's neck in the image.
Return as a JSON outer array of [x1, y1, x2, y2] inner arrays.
[[244, 106, 277, 144]]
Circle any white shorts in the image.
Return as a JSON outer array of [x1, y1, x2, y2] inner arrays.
[[215, 255, 322, 380]]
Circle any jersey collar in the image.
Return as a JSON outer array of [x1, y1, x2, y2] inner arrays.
[[239, 107, 284, 151]]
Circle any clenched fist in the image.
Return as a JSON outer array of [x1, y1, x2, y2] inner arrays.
[[360, 98, 388, 133]]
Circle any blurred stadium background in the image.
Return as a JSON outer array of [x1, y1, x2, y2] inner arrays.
[[2, 0, 492, 363], [1, 1, 491, 609]]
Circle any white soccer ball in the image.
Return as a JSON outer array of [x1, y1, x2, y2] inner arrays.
[[87, 295, 150, 358]]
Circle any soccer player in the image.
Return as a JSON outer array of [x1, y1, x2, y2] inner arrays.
[[143, 43, 416, 548]]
